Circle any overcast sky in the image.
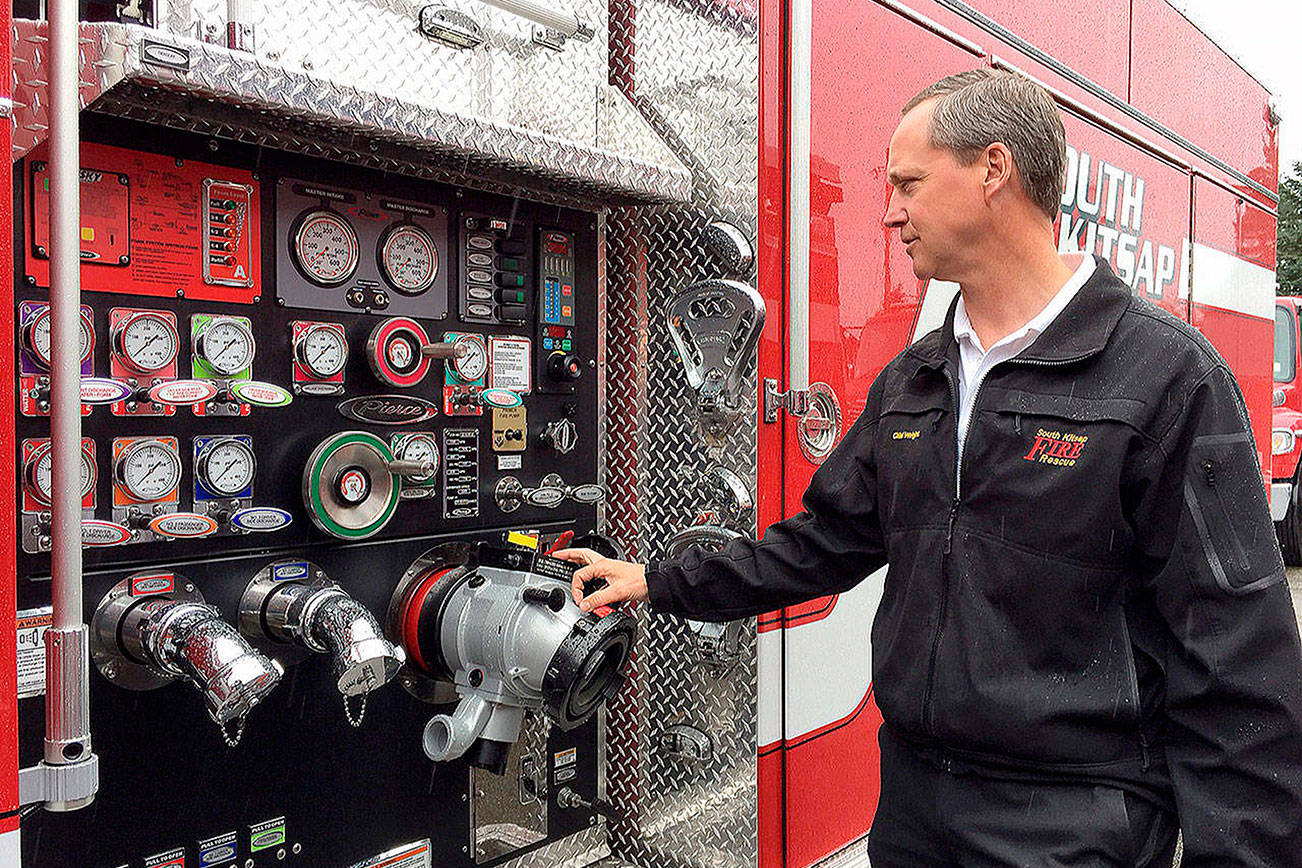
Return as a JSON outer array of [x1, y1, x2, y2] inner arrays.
[[1169, 0, 1301, 173]]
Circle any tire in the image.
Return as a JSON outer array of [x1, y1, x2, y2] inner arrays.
[[1277, 477, 1302, 566]]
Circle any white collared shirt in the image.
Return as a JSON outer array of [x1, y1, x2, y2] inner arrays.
[[953, 255, 1097, 461]]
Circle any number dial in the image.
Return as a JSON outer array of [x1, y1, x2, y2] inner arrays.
[[379, 224, 438, 295], [116, 439, 182, 502], [397, 435, 439, 482], [451, 336, 488, 382], [196, 437, 257, 497], [292, 209, 360, 287], [113, 312, 179, 373], [296, 324, 348, 379], [26, 307, 93, 370], [197, 317, 256, 376], [26, 442, 95, 506]]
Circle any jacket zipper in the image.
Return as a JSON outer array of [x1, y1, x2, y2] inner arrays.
[[921, 349, 1094, 739]]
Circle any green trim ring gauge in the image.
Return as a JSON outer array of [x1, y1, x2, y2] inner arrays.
[[378, 222, 439, 295], [302, 431, 403, 540], [194, 315, 256, 377], [291, 207, 360, 287]]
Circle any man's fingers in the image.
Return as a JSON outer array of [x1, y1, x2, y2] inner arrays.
[[553, 547, 602, 566], [570, 562, 608, 604], [577, 585, 621, 613]]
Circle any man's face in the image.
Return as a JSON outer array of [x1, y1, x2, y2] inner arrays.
[[884, 99, 989, 281]]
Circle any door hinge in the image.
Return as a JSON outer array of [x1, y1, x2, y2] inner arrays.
[[763, 377, 810, 423]]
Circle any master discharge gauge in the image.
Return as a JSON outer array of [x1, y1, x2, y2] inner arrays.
[[115, 438, 182, 502], [196, 437, 257, 498], [379, 223, 438, 295], [196, 317, 256, 377], [292, 208, 360, 287], [296, 323, 349, 380], [113, 311, 179, 374]]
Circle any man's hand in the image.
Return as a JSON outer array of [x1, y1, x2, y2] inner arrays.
[[552, 548, 649, 613]]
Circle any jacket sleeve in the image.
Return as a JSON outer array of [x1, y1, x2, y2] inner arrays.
[[1128, 364, 1302, 866], [644, 376, 889, 622]]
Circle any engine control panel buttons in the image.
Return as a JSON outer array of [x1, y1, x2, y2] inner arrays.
[[194, 315, 256, 377], [546, 352, 583, 383], [195, 436, 257, 499], [378, 223, 439, 295], [291, 207, 360, 287], [113, 309, 179, 374], [201, 179, 255, 288], [303, 431, 402, 540], [491, 406, 527, 452], [114, 438, 183, 504], [367, 316, 433, 387]]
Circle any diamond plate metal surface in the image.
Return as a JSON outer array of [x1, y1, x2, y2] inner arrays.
[[9, 18, 691, 205], [601, 0, 760, 865], [497, 823, 612, 868]]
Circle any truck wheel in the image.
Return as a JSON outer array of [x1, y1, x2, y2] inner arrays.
[[1277, 481, 1302, 566]]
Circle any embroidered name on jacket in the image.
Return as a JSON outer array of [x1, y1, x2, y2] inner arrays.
[[1022, 428, 1089, 466]]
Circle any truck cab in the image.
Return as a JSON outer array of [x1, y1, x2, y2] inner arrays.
[[1274, 296, 1302, 561]]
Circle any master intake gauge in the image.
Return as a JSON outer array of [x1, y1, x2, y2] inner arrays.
[[113, 311, 179, 374], [116, 438, 182, 502], [196, 317, 256, 376], [196, 437, 257, 498], [25, 440, 95, 506], [292, 208, 360, 287], [24, 306, 93, 371], [296, 323, 349, 379], [379, 223, 439, 295]]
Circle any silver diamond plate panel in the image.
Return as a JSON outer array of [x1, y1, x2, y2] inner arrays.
[[9, 18, 691, 205], [498, 823, 612, 868], [472, 712, 550, 863], [600, 0, 760, 865]]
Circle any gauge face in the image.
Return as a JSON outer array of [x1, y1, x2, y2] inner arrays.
[[199, 318, 256, 376], [292, 209, 360, 287], [451, 337, 488, 382], [115, 312, 178, 373], [27, 444, 94, 506], [198, 438, 256, 497], [116, 439, 181, 502], [27, 309, 92, 370], [398, 435, 439, 481], [297, 325, 348, 379], [380, 224, 438, 295]]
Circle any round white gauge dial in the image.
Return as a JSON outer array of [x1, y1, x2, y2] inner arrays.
[[116, 439, 181, 502], [26, 308, 92, 370], [26, 443, 94, 506], [398, 435, 439, 481], [293, 209, 360, 287], [197, 437, 257, 497], [198, 318, 256, 376], [296, 325, 348, 379], [380, 224, 438, 294], [114, 312, 178, 373], [451, 337, 488, 382]]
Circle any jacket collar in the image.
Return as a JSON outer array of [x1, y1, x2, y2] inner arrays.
[[904, 257, 1132, 370]]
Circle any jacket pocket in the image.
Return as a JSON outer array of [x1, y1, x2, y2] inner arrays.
[[1185, 432, 1282, 594]]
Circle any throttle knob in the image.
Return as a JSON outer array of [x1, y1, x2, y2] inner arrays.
[[547, 352, 583, 383], [541, 418, 578, 455]]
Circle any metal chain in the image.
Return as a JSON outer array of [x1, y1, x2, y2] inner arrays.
[[221, 715, 247, 747], [344, 691, 368, 728]]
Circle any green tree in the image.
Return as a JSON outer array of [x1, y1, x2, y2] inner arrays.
[[1281, 160, 1302, 295]]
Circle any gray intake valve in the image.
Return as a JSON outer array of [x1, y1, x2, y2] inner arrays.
[[91, 573, 283, 746], [388, 540, 636, 775], [240, 561, 405, 726]]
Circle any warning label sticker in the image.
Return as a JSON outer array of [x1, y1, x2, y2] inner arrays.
[[349, 839, 432, 868], [143, 847, 186, 868], [489, 336, 532, 393], [554, 747, 578, 768], [17, 606, 52, 699]]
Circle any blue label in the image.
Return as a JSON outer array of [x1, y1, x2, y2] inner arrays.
[[198, 844, 236, 866], [232, 507, 293, 533], [272, 561, 310, 582]]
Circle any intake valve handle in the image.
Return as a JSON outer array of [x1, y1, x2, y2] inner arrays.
[[421, 341, 467, 360], [387, 458, 436, 478]]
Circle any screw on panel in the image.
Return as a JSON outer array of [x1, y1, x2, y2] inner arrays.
[[175, 158, 184, 167], [292, 843, 302, 854], [208, 139, 219, 152], [176, 289, 185, 298], [276, 298, 286, 306], [24, 275, 35, 285]]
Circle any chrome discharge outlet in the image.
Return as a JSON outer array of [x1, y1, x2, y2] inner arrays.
[[388, 540, 635, 775], [240, 561, 404, 726], [91, 573, 283, 745]]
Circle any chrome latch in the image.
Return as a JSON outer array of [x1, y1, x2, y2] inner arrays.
[[763, 377, 811, 423], [659, 724, 714, 762]]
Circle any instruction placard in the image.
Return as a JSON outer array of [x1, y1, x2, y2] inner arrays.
[[17, 606, 52, 699], [349, 839, 432, 868], [489, 336, 532, 393]]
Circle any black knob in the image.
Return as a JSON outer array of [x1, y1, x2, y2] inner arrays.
[[547, 352, 583, 382], [523, 586, 567, 612]]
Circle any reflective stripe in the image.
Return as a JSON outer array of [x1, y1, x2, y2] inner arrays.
[[1191, 242, 1275, 321]]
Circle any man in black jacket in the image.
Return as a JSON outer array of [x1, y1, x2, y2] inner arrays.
[[558, 69, 1302, 866]]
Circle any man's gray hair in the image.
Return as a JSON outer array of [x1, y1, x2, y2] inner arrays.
[[903, 69, 1066, 221]]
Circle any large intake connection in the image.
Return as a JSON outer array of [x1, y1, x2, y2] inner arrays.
[[91, 572, 283, 745], [239, 560, 404, 725], [388, 540, 635, 774]]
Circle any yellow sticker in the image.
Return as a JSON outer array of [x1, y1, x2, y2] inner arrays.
[[80, 226, 95, 241], [507, 531, 539, 550]]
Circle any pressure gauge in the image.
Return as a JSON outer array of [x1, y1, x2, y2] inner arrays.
[[292, 209, 360, 287], [450, 336, 488, 382], [397, 434, 439, 482], [113, 311, 179, 373], [196, 437, 257, 498], [379, 224, 438, 295], [25, 307, 92, 370], [26, 442, 95, 506], [296, 324, 348, 379], [197, 317, 256, 376], [116, 439, 182, 502]]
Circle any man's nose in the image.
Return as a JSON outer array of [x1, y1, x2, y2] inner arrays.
[[883, 193, 906, 229]]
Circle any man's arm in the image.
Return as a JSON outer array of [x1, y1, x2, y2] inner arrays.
[[1130, 364, 1302, 866], [560, 376, 889, 621]]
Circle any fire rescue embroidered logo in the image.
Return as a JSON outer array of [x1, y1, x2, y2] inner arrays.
[[1022, 428, 1089, 466]]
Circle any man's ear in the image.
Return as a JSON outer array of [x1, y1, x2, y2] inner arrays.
[[982, 142, 1015, 203]]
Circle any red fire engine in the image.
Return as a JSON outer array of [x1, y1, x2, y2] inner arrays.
[[0, 0, 1278, 866]]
